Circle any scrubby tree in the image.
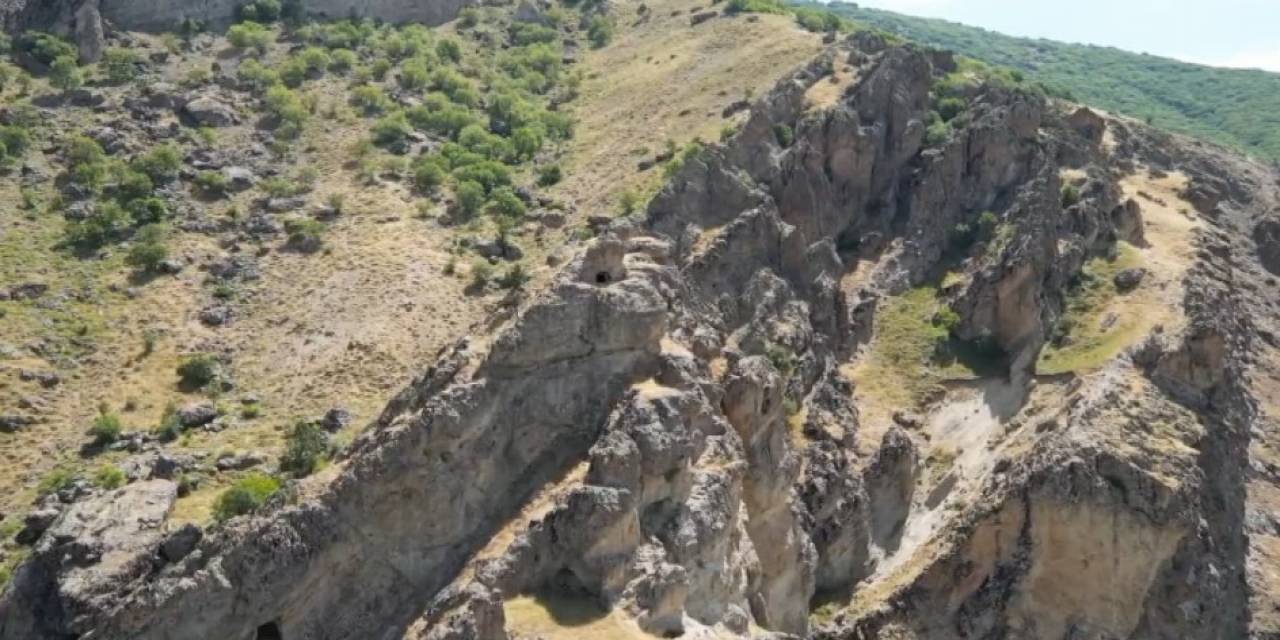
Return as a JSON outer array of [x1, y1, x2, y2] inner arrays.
[[49, 55, 83, 92]]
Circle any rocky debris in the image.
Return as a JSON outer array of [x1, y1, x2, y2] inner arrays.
[[17, 370, 61, 388], [222, 166, 256, 191], [0, 414, 38, 433], [215, 451, 267, 472], [182, 95, 238, 128], [1114, 267, 1148, 291], [5, 282, 48, 301], [265, 196, 307, 213], [176, 402, 218, 428], [1067, 106, 1107, 143], [198, 305, 233, 327]]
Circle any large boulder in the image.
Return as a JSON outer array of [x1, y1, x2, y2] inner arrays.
[[0, 480, 177, 637], [182, 96, 239, 128]]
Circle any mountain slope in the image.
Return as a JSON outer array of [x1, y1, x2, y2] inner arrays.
[[802, 0, 1280, 163]]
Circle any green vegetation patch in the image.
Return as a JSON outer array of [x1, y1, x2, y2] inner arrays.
[[1037, 243, 1144, 375], [212, 472, 281, 522], [807, 0, 1280, 161], [854, 286, 987, 410]]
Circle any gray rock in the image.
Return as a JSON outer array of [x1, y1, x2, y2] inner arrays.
[[182, 96, 238, 128], [18, 370, 61, 388], [0, 414, 38, 433], [159, 524, 203, 564], [222, 166, 256, 191], [215, 451, 267, 472], [265, 197, 307, 213], [15, 508, 60, 545], [177, 403, 218, 428], [1114, 267, 1148, 292], [198, 306, 233, 327]]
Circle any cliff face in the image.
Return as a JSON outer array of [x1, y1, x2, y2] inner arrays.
[[2, 32, 1278, 640]]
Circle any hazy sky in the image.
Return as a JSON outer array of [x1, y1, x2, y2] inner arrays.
[[849, 0, 1280, 72]]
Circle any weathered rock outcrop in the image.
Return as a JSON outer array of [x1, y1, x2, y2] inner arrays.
[[3, 32, 1277, 640]]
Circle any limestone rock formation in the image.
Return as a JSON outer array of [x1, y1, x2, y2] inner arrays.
[[2, 30, 1278, 640]]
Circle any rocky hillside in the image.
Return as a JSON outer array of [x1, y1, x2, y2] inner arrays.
[[3, 1, 1280, 640]]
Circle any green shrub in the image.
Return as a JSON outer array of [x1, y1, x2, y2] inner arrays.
[[154, 402, 183, 442], [924, 118, 951, 146], [279, 421, 329, 478], [237, 0, 282, 22], [488, 187, 526, 218], [212, 472, 281, 522], [89, 411, 123, 445], [126, 223, 170, 272], [458, 7, 480, 27], [398, 58, 431, 91], [279, 57, 308, 88], [371, 111, 413, 147], [300, 47, 331, 75], [618, 189, 641, 216], [20, 31, 77, 64], [456, 180, 486, 217], [264, 85, 308, 128], [93, 465, 126, 489], [329, 48, 358, 73], [936, 97, 967, 122], [413, 158, 447, 193], [195, 170, 229, 195], [116, 167, 155, 202], [227, 21, 273, 53], [772, 124, 794, 147], [37, 467, 77, 497], [794, 8, 843, 33], [0, 125, 31, 160], [49, 55, 83, 91], [451, 160, 511, 193], [470, 258, 493, 287], [237, 59, 280, 93], [511, 125, 544, 160], [587, 16, 614, 48], [511, 23, 559, 46], [725, 0, 787, 14], [133, 144, 182, 183], [101, 48, 144, 84], [1061, 184, 1081, 208], [284, 217, 326, 251], [350, 84, 391, 115], [177, 353, 222, 388], [498, 262, 529, 289], [536, 164, 562, 186], [65, 201, 134, 248], [436, 39, 462, 63]]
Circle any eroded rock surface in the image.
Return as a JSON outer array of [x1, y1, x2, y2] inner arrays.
[[2, 33, 1278, 640]]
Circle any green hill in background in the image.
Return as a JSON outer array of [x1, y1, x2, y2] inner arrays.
[[801, 1, 1280, 162]]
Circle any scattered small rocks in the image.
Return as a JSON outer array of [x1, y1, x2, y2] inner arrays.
[[0, 414, 38, 433], [19, 370, 62, 388], [199, 306, 233, 327]]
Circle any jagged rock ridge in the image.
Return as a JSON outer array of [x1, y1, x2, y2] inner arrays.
[[3, 33, 1279, 640]]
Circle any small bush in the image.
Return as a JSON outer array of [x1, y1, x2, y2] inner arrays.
[[101, 48, 145, 84], [458, 7, 480, 27], [284, 217, 326, 251], [133, 144, 182, 183], [195, 170, 230, 195], [212, 472, 281, 522], [413, 158, 447, 193], [329, 48, 358, 73], [279, 421, 329, 478], [371, 111, 413, 147], [49, 55, 83, 91], [924, 118, 952, 146], [456, 180, 486, 217], [537, 164, 562, 186], [37, 467, 77, 497], [619, 189, 641, 216], [437, 39, 462, 63], [20, 31, 77, 64], [228, 21, 273, 53], [772, 124, 794, 147], [587, 16, 614, 48], [237, 59, 280, 93], [65, 201, 133, 248], [126, 223, 170, 273], [936, 97, 967, 122], [176, 353, 222, 388], [1061, 184, 1081, 208], [93, 465, 126, 490], [89, 411, 123, 445], [350, 84, 391, 115], [498, 262, 530, 289], [470, 258, 493, 287], [488, 187, 526, 218], [154, 402, 182, 442]]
